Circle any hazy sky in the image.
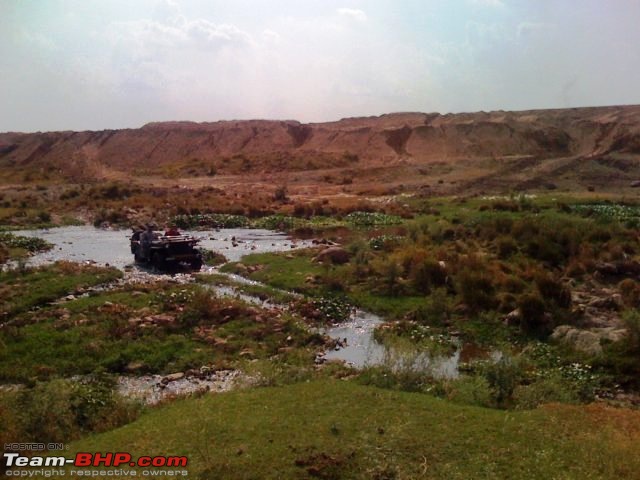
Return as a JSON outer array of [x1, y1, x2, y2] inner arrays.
[[2, 0, 639, 132]]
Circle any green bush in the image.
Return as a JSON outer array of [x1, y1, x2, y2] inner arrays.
[[171, 213, 249, 229], [409, 259, 446, 294], [455, 268, 496, 312], [517, 293, 550, 336], [373, 258, 405, 297], [200, 248, 228, 266], [496, 236, 518, 259], [0, 233, 52, 253], [535, 273, 572, 308], [445, 375, 492, 407], [345, 211, 402, 227], [622, 309, 640, 353], [8, 376, 140, 444], [410, 288, 452, 326], [481, 357, 523, 407], [513, 376, 579, 409]]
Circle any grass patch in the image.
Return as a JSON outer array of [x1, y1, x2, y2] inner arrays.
[[220, 249, 324, 294], [0, 232, 53, 263], [0, 284, 324, 383], [60, 380, 640, 479], [0, 262, 122, 319]]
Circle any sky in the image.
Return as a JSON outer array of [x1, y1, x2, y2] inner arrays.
[[1, 0, 639, 132]]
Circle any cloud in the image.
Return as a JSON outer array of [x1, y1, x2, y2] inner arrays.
[[337, 8, 367, 22], [109, 16, 253, 53], [470, 0, 504, 7], [517, 22, 555, 38], [262, 29, 281, 43]]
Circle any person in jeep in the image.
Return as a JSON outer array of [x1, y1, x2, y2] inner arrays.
[[140, 224, 156, 260]]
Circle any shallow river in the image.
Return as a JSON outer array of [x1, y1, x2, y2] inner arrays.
[[17, 226, 307, 267], [15, 226, 491, 376]]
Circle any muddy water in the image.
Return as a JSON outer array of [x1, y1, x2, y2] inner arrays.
[[14, 226, 494, 377], [17, 226, 309, 267], [320, 312, 496, 378]]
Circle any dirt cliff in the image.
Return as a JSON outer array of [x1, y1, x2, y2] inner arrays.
[[2, 105, 640, 190]]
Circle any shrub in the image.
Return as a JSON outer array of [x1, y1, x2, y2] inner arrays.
[[535, 273, 572, 308], [410, 288, 452, 326], [345, 211, 402, 227], [622, 309, 640, 353], [374, 258, 405, 297], [517, 293, 550, 337], [513, 376, 579, 409], [200, 248, 228, 266], [323, 268, 347, 292], [445, 375, 492, 407], [274, 185, 288, 202], [525, 236, 564, 266], [481, 357, 523, 407], [294, 297, 353, 324], [456, 268, 496, 312], [409, 259, 446, 294], [178, 289, 221, 326], [619, 279, 640, 308], [37, 211, 51, 223], [496, 236, 518, 258], [10, 376, 140, 444]]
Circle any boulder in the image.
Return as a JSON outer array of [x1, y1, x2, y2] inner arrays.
[[588, 295, 623, 310], [163, 372, 185, 383], [551, 325, 627, 355], [314, 246, 350, 265]]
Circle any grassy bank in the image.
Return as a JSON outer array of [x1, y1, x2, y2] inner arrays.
[[62, 380, 640, 479], [0, 262, 122, 320]]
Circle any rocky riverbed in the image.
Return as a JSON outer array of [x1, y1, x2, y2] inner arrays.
[[116, 369, 245, 405]]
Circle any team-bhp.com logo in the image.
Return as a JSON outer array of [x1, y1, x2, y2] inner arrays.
[[4, 452, 188, 468]]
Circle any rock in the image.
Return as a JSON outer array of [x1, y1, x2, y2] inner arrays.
[[551, 325, 627, 355], [551, 325, 602, 355], [163, 372, 185, 383], [588, 296, 622, 310], [631, 180, 640, 188], [313, 246, 350, 265], [599, 326, 628, 343], [212, 337, 228, 346], [503, 309, 521, 326], [146, 314, 175, 325], [125, 361, 146, 373]]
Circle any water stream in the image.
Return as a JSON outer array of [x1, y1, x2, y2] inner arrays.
[[13, 226, 493, 376]]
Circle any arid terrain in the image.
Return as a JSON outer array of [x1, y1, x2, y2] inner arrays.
[[3, 105, 640, 196], [3, 106, 640, 479]]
